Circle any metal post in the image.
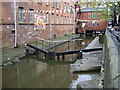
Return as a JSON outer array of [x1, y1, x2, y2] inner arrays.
[[14, 0, 17, 47], [62, 55, 65, 61], [42, 40, 43, 49], [68, 42, 69, 51], [57, 55, 60, 61], [55, 42, 57, 52], [45, 53, 47, 59], [36, 38, 37, 47], [50, 0, 52, 38], [49, 42, 50, 49]]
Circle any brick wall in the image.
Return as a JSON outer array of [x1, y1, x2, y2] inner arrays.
[[1, 1, 74, 48], [77, 12, 107, 33]]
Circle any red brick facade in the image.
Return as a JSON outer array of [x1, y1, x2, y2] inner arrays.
[[1, 1, 74, 48], [75, 2, 107, 34]]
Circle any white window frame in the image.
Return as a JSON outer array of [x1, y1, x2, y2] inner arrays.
[[52, 13, 54, 24], [92, 21, 95, 27], [18, 7, 24, 22], [46, 12, 49, 23], [46, 0, 49, 5], [56, 0, 59, 9], [56, 15, 59, 24], [29, 9, 34, 22], [64, 3, 67, 11], [88, 13, 91, 19], [88, 22, 91, 27], [52, 0, 54, 8], [38, 0, 42, 4]]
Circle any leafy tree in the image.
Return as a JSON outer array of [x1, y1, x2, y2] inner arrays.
[[76, 1, 120, 25]]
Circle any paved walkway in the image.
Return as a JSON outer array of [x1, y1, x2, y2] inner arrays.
[[70, 36, 103, 88]]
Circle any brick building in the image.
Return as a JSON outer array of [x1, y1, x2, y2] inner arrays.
[[1, 0, 74, 48], [75, 2, 107, 34]]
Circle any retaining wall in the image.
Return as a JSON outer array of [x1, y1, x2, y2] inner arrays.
[[103, 29, 120, 89]]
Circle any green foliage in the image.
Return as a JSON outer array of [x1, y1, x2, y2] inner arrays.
[[76, 1, 120, 21]]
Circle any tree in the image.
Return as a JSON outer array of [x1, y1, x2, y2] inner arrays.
[[76, 1, 120, 26]]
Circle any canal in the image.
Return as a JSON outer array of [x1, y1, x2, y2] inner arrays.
[[2, 36, 100, 88]]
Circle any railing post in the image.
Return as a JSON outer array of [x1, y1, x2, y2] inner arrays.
[[57, 55, 60, 61], [55, 42, 57, 52], [42, 40, 44, 49], [25, 48, 29, 55], [68, 42, 69, 51], [36, 38, 37, 47], [62, 54, 65, 61], [49, 42, 50, 49]]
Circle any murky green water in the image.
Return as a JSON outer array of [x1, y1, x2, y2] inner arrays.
[[2, 36, 100, 88], [2, 56, 78, 88]]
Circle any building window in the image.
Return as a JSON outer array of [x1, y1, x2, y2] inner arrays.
[[92, 21, 95, 27], [88, 13, 91, 19], [88, 22, 91, 27], [52, 0, 54, 8], [97, 22, 99, 26], [64, 3, 67, 11], [92, 13, 96, 19], [72, 17, 74, 24], [61, 15, 63, 24], [56, 14, 58, 24], [29, 9, 34, 22], [18, 7, 24, 22], [38, 10, 42, 15], [38, 0, 42, 4], [70, 5, 73, 14], [61, 2, 63, 10], [67, 16, 69, 24], [56, 0, 59, 9], [46, 0, 48, 5], [88, 4, 90, 8], [97, 13, 100, 18], [46, 12, 49, 23], [63, 16, 66, 24], [52, 13, 54, 24]]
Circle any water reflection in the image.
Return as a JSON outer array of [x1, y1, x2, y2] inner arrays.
[[2, 56, 78, 88], [2, 36, 96, 88]]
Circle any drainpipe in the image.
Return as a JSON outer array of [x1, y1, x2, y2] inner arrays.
[[74, 0, 76, 33], [14, 0, 17, 47], [50, 0, 52, 38]]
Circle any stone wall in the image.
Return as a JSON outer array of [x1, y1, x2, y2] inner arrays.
[[103, 29, 119, 89]]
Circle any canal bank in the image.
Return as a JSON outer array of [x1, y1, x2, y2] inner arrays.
[[103, 29, 120, 89], [70, 36, 103, 88]]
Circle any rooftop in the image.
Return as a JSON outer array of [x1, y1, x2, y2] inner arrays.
[[81, 8, 104, 12]]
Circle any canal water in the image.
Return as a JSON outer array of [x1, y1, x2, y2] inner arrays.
[[2, 36, 99, 88]]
